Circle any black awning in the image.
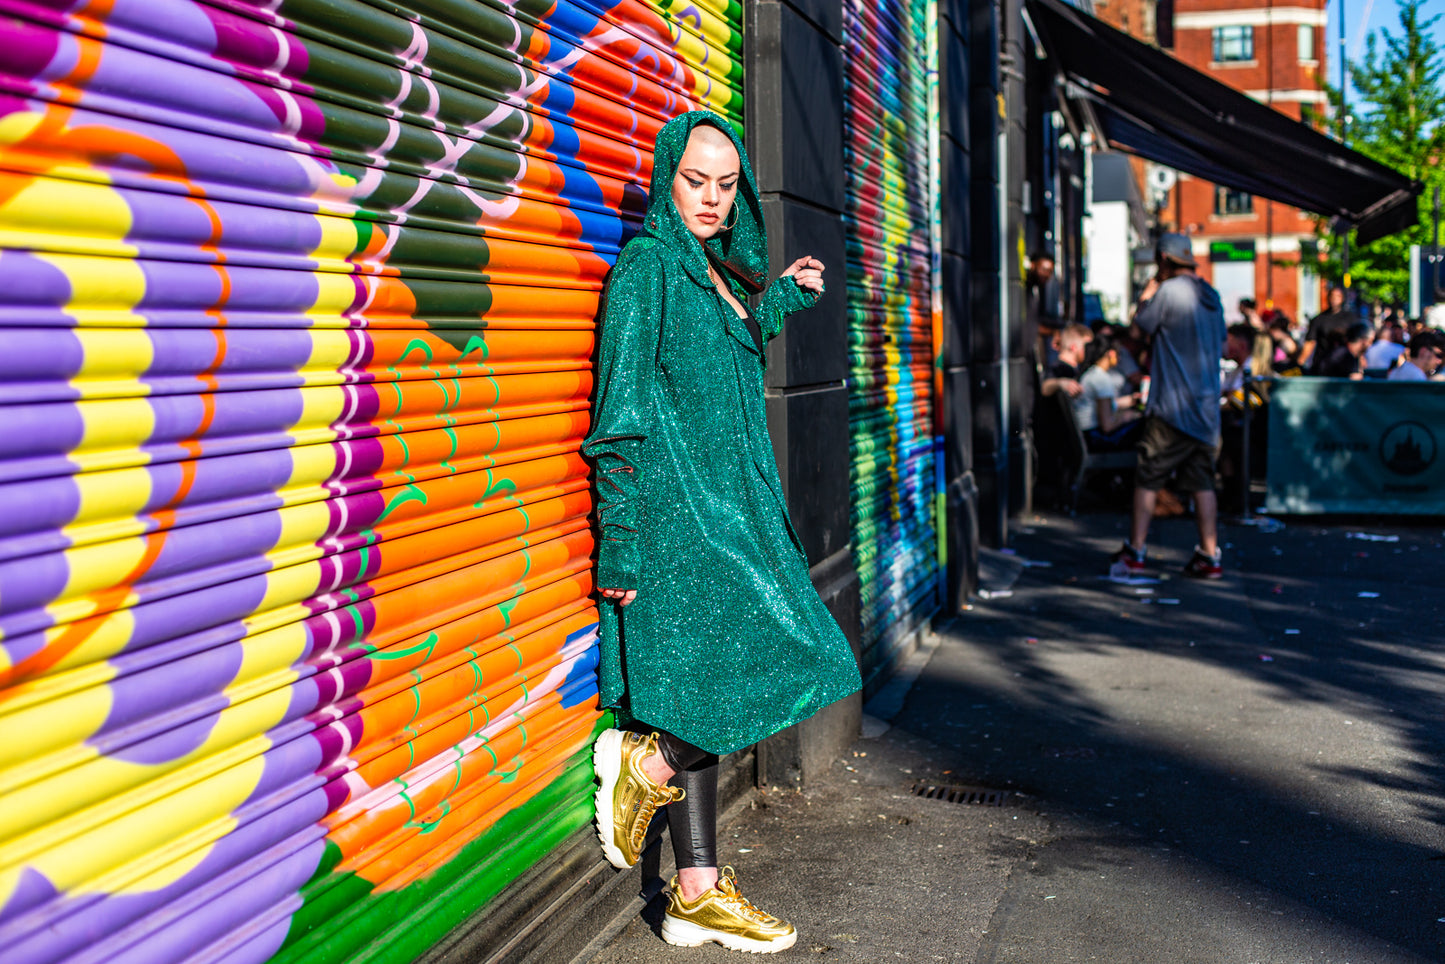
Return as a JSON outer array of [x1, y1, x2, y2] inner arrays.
[[1026, 0, 1420, 244]]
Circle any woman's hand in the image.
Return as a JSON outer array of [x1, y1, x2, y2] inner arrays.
[[599, 587, 637, 606], [782, 255, 825, 294]]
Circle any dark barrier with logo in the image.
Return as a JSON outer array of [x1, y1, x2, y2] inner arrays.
[[1266, 378, 1445, 515]]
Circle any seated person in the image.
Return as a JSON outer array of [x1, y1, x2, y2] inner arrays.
[[1316, 322, 1372, 379], [1388, 330, 1444, 381], [1219, 326, 1270, 510], [1221, 323, 1270, 409], [1105, 321, 1148, 389], [1264, 311, 1301, 371], [1364, 321, 1407, 371], [1041, 323, 1093, 399], [1074, 330, 1142, 451]]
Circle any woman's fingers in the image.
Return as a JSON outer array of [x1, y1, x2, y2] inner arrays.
[[781, 256, 825, 277], [598, 587, 638, 607], [793, 266, 824, 292]]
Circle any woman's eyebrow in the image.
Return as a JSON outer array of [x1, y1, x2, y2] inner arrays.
[[680, 167, 739, 180]]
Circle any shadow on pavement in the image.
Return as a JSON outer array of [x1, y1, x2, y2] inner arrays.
[[894, 511, 1445, 961]]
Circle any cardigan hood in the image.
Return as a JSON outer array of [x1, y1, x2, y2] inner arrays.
[[641, 110, 768, 294]]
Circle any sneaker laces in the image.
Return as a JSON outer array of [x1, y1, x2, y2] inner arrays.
[[716, 868, 769, 921], [626, 781, 685, 851]]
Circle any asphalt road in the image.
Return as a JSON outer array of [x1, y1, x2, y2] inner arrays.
[[587, 511, 1445, 963]]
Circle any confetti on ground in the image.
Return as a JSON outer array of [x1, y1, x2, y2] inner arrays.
[[1100, 574, 1162, 586], [1357, 591, 1380, 598], [1284, 629, 1301, 635]]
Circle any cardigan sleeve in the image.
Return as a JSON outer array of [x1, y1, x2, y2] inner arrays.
[[755, 274, 820, 342], [581, 244, 665, 590]]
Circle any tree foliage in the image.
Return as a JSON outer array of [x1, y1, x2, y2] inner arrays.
[[1313, 0, 1445, 307]]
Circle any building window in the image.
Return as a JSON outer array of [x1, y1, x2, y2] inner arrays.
[[1212, 25, 1254, 62], [1298, 24, 1317, 62], [1215, 187, 1254, 216]]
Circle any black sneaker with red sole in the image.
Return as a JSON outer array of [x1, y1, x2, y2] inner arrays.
[[1109, 543, 1147, 577], [1183, 548, 1223, 579]]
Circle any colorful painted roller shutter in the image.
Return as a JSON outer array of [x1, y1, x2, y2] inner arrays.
[[843, 0, 941, 682], [0, 2, 740, 963]]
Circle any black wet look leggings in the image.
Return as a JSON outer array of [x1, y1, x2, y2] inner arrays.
[[649, 728, 719, 870]]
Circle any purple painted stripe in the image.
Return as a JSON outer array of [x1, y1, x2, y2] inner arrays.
[[0, 567, 274, 654], [0, 251, 360, 320], [142, 260, 335, 312], [0, 802, 328, 963], [114, 185, 331, 260], [97, 862, 306, 964], [2, 19, 320, 140], [0, 387, 308, 462], [0, 330, 82, 388], [0, 505, 283, 616], [83, 619, 375, 762], [98, 641, 245, 763], [148, 329, 317, 379], [0, 403, 84, 461], [0, 252, 71, 307], [0, 444, 317, 553]]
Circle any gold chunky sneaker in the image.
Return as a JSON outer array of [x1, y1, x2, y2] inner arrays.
[[660, 867, 797, 953], [593, 729, 684, 869]]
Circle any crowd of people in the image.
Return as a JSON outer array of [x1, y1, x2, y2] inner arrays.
[[1031, 236, 1445, 579]]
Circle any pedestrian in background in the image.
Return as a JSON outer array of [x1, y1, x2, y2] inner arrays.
[[1388, 330, 1444, 381], [1111, 233, 1228, 580], [1300, 285, 1355, 371], [585, 110, 860, 955]]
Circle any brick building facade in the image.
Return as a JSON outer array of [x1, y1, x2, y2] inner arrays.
[[1164, 0, 1330, 323]]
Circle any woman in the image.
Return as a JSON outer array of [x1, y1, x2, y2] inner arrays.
[[584, 111, 861, 953]]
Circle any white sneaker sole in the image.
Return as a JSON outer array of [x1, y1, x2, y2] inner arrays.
[[592, 728, 631, 870], [660, 914, 797, 953]]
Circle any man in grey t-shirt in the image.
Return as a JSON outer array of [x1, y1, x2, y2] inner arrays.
[[1110, 233, 1228, 580]]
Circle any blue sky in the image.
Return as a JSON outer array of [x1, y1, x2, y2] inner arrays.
[[1326, 0, 1445, 101]]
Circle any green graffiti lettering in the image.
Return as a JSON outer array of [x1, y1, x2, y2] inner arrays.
[[377, 483, 427, 523], [440, 427, 459, 474], [370, 632, 438, 662], [476, 469, 517, 506], [405, 799, 450, 834], [459, 334, 490, 362], [400, 338, 435, 365], [497, 755, 523, 784]]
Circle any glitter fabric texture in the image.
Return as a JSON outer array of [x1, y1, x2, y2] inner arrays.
[[582, 111, 861, 755]]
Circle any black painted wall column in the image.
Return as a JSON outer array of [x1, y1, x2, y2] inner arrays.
[[1002, 0, 1031, 521], [940, 0, 979, 608], [968, 0, 1005, 547], [746, 0, 860, 788]]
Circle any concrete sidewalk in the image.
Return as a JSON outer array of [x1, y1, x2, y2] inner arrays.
[[585, 511, 1445, 963]]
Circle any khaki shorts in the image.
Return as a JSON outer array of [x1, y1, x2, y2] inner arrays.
[[1136, 416, 1218, 492]]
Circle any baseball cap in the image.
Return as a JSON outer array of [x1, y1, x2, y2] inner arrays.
[[1157, 232, 1197, 267]]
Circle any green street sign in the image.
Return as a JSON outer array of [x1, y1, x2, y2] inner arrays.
[[1209, 240, 1257, 262]]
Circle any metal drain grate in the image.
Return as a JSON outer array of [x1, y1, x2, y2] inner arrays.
[[909, 782, 1011, 807]]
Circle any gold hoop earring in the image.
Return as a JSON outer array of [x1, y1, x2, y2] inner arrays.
[[720, 205, 739, 231]]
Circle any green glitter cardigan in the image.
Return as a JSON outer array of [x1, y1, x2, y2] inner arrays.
[[582, 111, 861, 755]]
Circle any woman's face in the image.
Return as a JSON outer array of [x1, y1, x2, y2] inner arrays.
[[670, 127, 740, 242]]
